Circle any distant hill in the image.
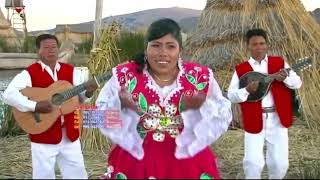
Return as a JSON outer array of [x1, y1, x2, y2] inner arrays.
[[310, 8, 320, 23], [29, 7, 320, 36], [29, 7, 202, 36], [100, 7, 201, 31]]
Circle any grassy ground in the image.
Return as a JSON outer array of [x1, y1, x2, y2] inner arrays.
[[0, 126, 319, 179], [213, 126, 320, 179]]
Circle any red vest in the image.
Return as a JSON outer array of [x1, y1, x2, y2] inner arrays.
[[26, 62, 79, 144], [235, 56, 293, 133]]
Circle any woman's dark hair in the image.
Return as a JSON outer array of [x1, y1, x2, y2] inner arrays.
[[133, 18, 182, 73], [245, 28, 268, 44], [36, 34, 59, 49]]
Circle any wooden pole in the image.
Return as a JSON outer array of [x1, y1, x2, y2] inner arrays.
[[93, 0, 103, 49]]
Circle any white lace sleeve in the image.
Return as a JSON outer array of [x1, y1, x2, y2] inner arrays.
[[175, 70, 233, 159], [96, 73, 144, 160]]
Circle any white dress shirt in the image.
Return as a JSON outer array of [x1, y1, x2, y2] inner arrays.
[[3, 61, 89, 112], [227, 55, 302, 107]]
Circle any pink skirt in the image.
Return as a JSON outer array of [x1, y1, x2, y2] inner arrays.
[[101, 133, 221, 179]]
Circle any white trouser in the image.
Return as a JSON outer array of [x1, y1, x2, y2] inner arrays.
[[31, 129, 88, 179], [243, 112, 289, 179]]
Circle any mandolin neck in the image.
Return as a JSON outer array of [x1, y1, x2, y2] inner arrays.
[[265, 68, 291, 83]]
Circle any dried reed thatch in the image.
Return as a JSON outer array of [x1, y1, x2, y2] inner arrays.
[[183, 0, 320, 129], [0, 9, 19, 46], [212, 126, 320, 179], [0, 134, 107, 179], [1, 126, 319, 179], [80, 22, 122, 151], [0, 9, 10, 29]]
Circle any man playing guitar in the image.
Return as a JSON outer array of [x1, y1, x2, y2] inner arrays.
[[3, 34, 98, 179]]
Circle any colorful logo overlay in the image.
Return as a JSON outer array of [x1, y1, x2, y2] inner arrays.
[[74, 105, 122, 129]]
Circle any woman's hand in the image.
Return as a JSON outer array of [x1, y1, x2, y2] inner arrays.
[[181, 92, 206, 111], [119, 86, 139, 112]]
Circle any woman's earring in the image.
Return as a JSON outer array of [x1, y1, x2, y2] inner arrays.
[[144, 56, 148, 63], [178, 54, 182, 61]]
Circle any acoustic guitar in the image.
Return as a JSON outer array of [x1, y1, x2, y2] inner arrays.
[[239, 57, 312, 102], [12, 71, 112, 134]]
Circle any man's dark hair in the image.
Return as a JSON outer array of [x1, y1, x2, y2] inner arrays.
[[245, 28, 268, 44], [35, 34, 59, 49]]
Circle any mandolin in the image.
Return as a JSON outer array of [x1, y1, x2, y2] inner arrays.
[[239, 57, 312, 102]]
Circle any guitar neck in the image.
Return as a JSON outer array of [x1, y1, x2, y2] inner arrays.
[[63, 81, 91, 99], [60, 70, 113, 101]]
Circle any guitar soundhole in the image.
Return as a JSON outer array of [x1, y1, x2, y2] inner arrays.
[[52, 93, 64, 106]]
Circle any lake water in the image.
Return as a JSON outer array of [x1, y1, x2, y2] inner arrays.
[[0, 69, 20, 124]]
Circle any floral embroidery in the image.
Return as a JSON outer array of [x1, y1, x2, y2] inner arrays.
[[152, 130, 166, 142], [115, 172, 127, 179], [186, 66, 209, 91], [119, 67, 136, 93], [186, 74, 197, 85], [127, 77, 137, 93], [137, 124, 146, 139], [194, 66, 202, 72], [99, 166, 114, 179], [200, 173, 213, 179], [142, 103, 183, 142], [178, 95, 186, 113], [120, 67, 128, 73], [138, 93, 148, 113], [116, 62, 210, 143]]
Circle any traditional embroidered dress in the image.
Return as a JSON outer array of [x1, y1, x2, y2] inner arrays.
[[96, 60, 232, 179]]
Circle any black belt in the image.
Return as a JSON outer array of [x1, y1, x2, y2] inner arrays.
[[262, 107, 275, 113]]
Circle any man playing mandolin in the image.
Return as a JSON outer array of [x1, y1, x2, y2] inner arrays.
[[3, 34, 98, 179], [227, 29, 302, 179]]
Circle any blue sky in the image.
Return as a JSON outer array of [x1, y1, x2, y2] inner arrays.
[[0, 0, 319, 31]]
